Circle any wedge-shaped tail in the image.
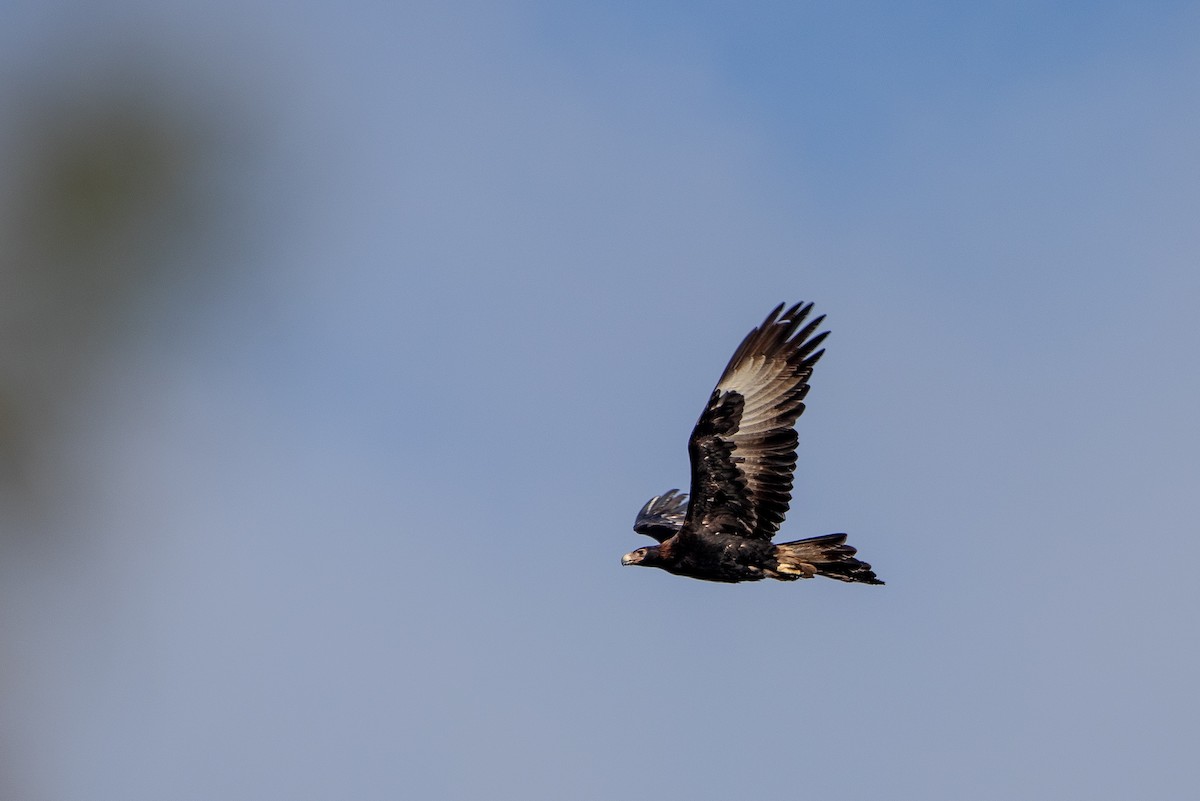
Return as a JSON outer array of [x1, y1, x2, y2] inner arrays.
[[772, 534, 884, 584]]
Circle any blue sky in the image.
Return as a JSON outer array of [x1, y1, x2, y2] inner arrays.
[[2, 2, 1199, 799]]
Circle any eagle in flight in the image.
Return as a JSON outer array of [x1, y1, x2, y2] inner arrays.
[[622, 302, 883, 585]]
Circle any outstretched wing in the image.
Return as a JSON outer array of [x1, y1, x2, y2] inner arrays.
[[684, 302, 828, 541], [632, 489, 689, 542]]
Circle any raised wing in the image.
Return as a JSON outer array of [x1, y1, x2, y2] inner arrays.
[[685, 302, 828, 541], [632, 489, 689, 542]]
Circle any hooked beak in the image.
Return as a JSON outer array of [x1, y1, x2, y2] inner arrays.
[[621, 551, 642, 566]]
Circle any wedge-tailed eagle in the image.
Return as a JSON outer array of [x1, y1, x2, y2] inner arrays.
[[622, 302, 883, 585]]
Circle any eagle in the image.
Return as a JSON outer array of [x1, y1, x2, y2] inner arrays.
[[622, 302, 883, 585]]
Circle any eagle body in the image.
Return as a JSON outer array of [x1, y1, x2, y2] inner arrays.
[[622, 302, 883, 586], [638, 532, 778, 584]]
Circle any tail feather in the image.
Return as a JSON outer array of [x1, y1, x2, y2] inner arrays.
[[772, 534, 884, 585]]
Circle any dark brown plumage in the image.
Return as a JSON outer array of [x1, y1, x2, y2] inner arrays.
[[622, 302, 883, 585]]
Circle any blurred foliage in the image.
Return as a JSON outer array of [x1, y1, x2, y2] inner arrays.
[[0, 61, 225, 537], [0, 45, 258, 799]]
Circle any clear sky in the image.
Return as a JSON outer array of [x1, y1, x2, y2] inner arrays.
[[2, 1, 1199, 799]]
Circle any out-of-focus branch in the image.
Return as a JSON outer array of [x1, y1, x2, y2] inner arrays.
[[0, 63, 222, 537]]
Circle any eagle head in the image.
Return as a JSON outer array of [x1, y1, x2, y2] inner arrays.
[[621, 546, 662, 567]]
